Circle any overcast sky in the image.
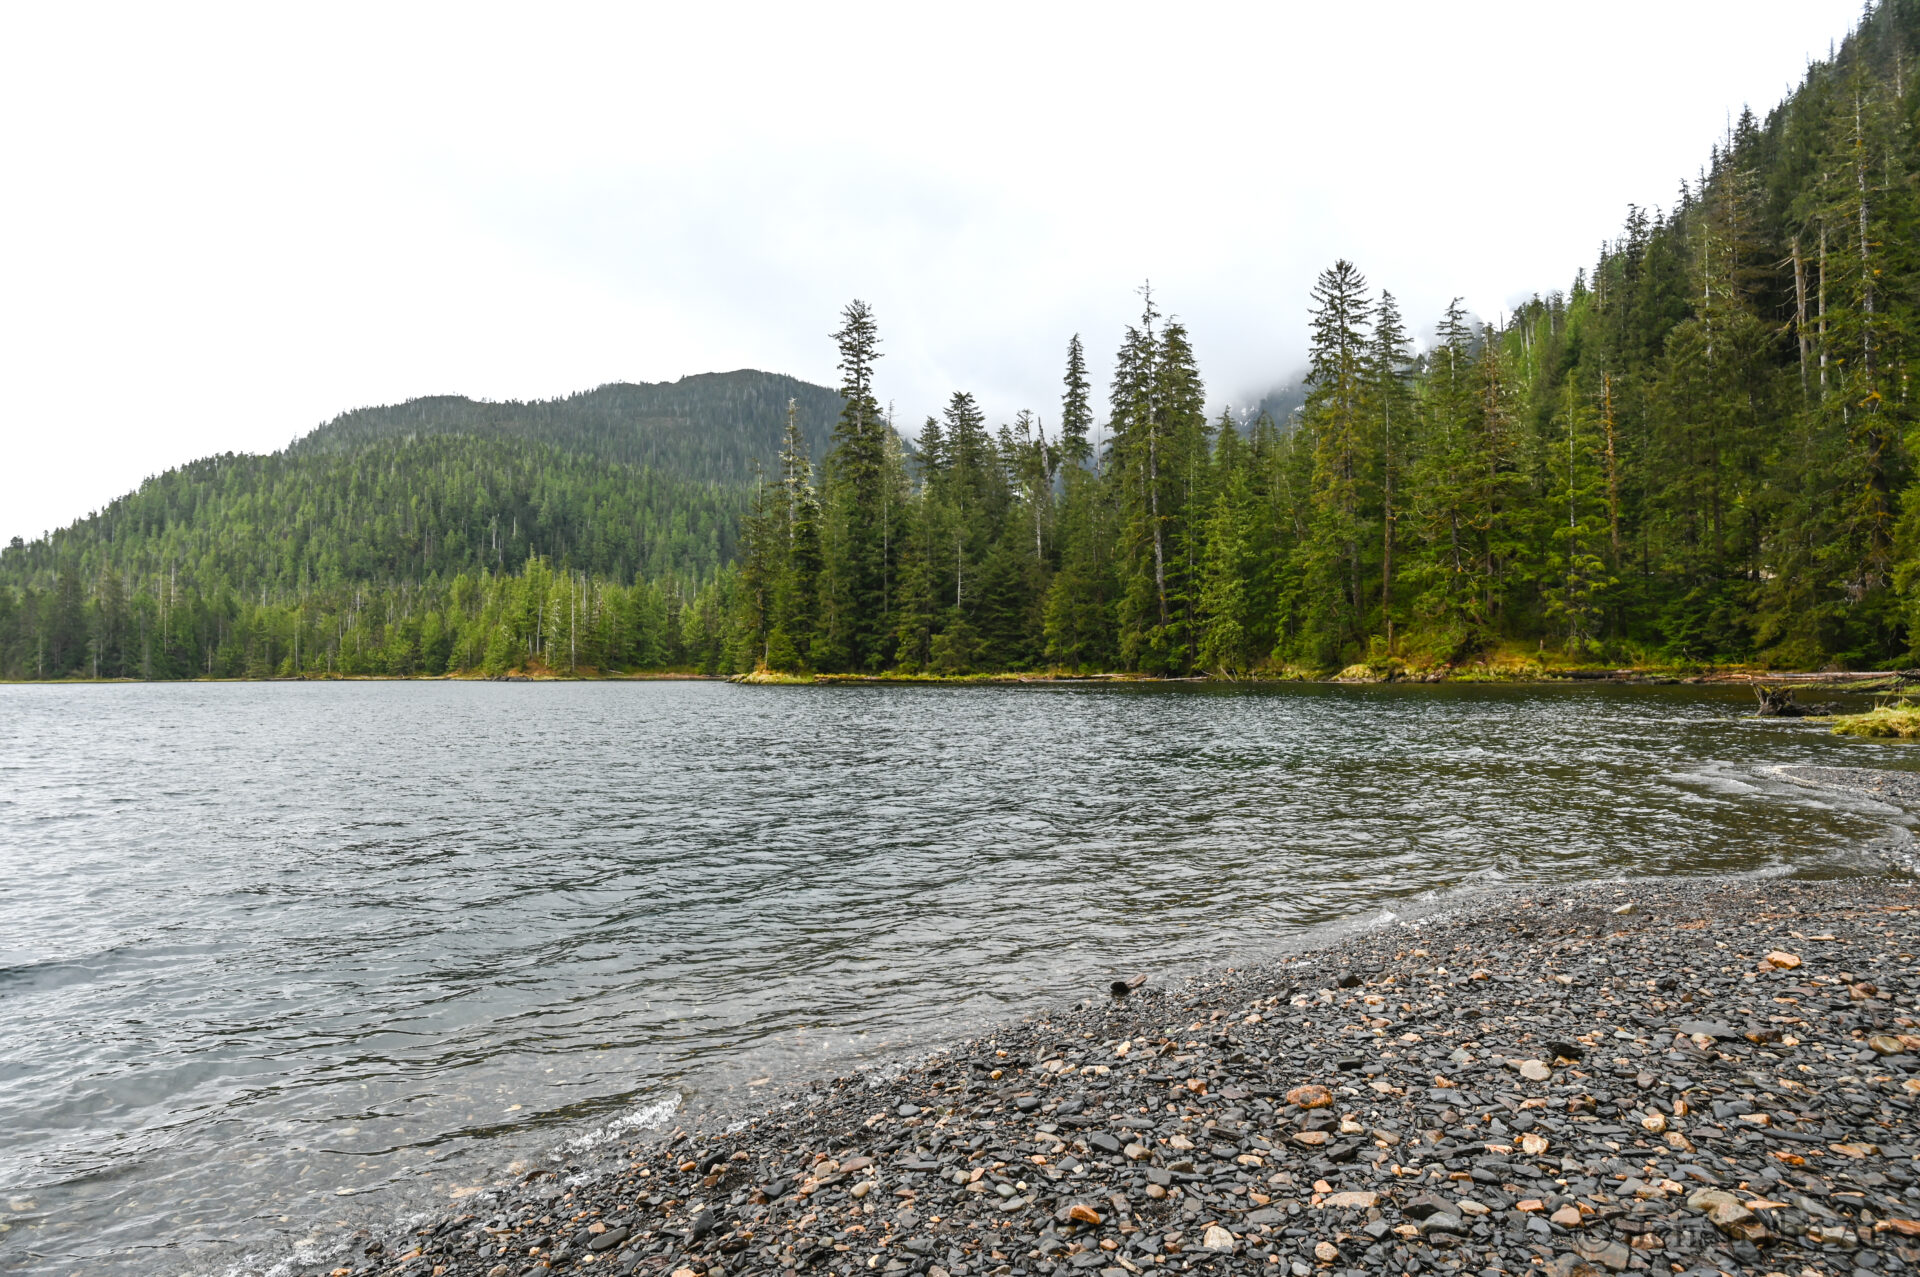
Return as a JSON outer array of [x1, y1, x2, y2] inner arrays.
[[0, 1, 1869, 545]]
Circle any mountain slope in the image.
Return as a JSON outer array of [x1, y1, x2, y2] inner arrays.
[[0, 369, 846, 594], [290, 371, 844, 482], [0, 368, 855, 677], [0, 434, 745, 596]]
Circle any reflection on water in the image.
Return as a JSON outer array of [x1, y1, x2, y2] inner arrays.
[[0, 680, 1910, 1273]]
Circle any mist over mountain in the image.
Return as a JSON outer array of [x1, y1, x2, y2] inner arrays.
[[9, 4, 1920, 680]]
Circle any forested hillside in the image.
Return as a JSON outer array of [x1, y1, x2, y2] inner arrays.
[[10, 4, 1920, 681], [736, 1, 1920, 675], [5, 436, 740, 590], [292, 373, 843, 481], [0, 372, 824, 679]]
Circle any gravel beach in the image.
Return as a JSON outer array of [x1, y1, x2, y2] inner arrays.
[[1775, 766, 1920, 811], [323, 870, 1920, 1277]]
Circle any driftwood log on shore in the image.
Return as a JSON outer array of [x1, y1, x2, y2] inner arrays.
[[1753, 687, 1851, 718], [329, 874, 1920, 1277]]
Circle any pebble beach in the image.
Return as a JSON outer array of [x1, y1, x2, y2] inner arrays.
[[320, 863, 1920, 1277]]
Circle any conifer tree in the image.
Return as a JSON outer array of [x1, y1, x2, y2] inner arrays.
[[1544, 379, 1617, 650], [1368, 291, 1414, 648], [1196, 413, 1272, 672], [1406, 300, 1487, 657], [1299, 260, 1374, 664], [1156, 319, 1212, 670], [819, 300, 896, 670], [1060, 335, 1094, 465], [1044, 341, 1116, 668], [1469, 322, 1530, 632], [1108, 294, 1167, 668], [770, 400, 823, 668]]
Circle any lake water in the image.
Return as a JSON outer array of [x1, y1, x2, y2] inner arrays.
[[0, 680, 1913, 1274]]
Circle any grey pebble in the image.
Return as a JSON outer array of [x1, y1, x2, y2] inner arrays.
[[336, 876, 1920, 1277]]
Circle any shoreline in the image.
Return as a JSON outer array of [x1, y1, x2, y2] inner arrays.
[[5, 670, 1911, 690], [316, 866, 1920, 1277], [735, 670, 1912, 691], [0, 671, 727, 685]]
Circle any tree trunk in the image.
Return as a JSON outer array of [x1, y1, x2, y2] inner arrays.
[[1380, 403, 1393, 634], [1792, 236, 1811, 401], [1819, 223, 1829, 397], [1602, 373, 1621, 570], [1148, 427, 1169, 628]]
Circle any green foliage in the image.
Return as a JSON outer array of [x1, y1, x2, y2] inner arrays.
[[292, 372, 843, 482], [1832, 702, 1920, 738], [818, 300, 909, 671], [21, 8, 1920, 682], [3, 435, 739, 597], [0, 551, 735, 681], [736, 7, 1920, 677], [0, 379, 764, 678]]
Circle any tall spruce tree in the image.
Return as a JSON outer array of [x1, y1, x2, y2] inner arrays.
[[1368, 290, 1414, 648], [1044, 338, 1117, 668], [1061, 334, 1094, 464], [1299, 260, 1374, 665], [819, 300, 898, 670]]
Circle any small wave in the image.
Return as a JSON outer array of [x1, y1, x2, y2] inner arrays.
[[0, 945, 129, 990], [1662, 768, 1756, 795], [0, 947, 56, 973], [233, 1234, 352, 1277], [562, 1094, 679, 1154]]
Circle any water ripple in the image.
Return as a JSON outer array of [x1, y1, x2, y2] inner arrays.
[[0, 680, 1910, 1273]]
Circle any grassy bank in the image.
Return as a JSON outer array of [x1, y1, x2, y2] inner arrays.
[[1833, 705, 1920, 740]]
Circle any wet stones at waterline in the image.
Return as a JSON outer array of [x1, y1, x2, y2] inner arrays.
[[326, 877, 1920, 1277]]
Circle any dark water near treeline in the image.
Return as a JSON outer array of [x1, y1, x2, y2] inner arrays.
[[1, 680, 1915, 1274]]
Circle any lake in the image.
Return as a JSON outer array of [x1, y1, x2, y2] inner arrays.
[[0, 680, 1910, 1274]]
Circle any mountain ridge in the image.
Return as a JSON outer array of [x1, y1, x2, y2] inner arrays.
[[0, 368, 849, 593], [288, 369, 844, 482]]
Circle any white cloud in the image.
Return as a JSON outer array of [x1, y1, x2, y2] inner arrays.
[[0, 0, 1864, 542]]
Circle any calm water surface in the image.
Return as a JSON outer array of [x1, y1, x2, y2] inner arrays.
[[0, 680, 1913, 1274]]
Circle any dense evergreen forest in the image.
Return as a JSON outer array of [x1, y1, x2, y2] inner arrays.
[[737, 2, 1920, 676], [0, 385, 781, 678], [9, 4, 1920, 680], [292, 372, 843, 481]]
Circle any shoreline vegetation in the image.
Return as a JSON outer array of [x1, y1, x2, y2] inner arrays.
[[732, 667, 1920, 691], [331, 870, 1920, 1277], [11, 14, 1920, 685], [6, 664, 1918, 690], [719, 8, 1920, 691], [1832, 705, 1920, 740]]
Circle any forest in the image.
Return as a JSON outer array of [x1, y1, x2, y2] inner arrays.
[[735, 1, 1920, 677], [291, 371, 843, 481], [5, 2, 1920, 680], [0, 429, 746, 679]]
